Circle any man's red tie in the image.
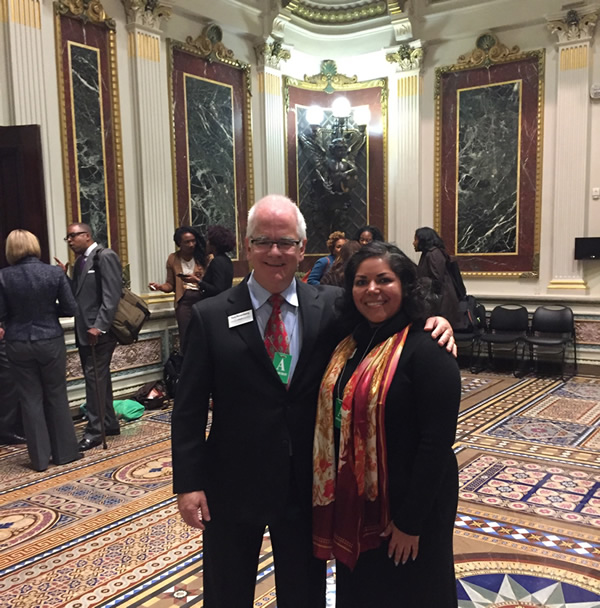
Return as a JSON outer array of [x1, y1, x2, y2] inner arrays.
[[264, 294, 289, 359]]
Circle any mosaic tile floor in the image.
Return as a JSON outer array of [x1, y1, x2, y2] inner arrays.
[[1, 373, 600, 607]]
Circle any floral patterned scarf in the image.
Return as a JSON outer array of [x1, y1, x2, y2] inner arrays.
[[312, 325, 410, 570]]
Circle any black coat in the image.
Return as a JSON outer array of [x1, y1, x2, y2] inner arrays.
[[337, 312, 461, 607], [417, 247, 460, 326], [172, 278, 343, 523], [0, 257, 76, 341]]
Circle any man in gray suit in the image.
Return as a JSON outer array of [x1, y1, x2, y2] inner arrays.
[[58, 223, 122, 451]]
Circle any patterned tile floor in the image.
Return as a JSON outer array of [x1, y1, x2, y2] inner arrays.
[[1, 373, 600, 607]]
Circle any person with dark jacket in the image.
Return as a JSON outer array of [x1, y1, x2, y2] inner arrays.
[[0, 230, 80, 470], [56, 223, 123, 451], [313, 242, 460, 608], [413, 227, 460, 326], [198, 225, 235, 297]]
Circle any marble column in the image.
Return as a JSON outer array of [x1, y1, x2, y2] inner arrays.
[[122, 0, 173, 293], [1, 0, 57, 240], [254, 40, 290, 198], [386, 43, 423, 253], [547, 9, 598, 292]]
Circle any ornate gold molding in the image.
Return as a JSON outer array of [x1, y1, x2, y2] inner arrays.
[[285, 0, 388, 24], [547, 279, 588, 290], [291, 59, 359, 95], [121, 0, 172, 30], [386, 43, 423, 71], [548, 9, 598, 44], [55, 0, 115, 29], [457, 32, 520, 68], [185, 24, 236, 64]]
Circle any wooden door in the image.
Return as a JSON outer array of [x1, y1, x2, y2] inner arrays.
[[0, 125, 49, 266]]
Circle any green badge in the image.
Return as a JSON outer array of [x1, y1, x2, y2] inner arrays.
[[334, 397, 343, 429], [272, 352, 292, 384]]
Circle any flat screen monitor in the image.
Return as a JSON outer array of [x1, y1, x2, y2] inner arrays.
[[575, 237, 600, 260]]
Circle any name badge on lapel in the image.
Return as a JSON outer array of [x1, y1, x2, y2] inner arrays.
[[228, 310, 253, 328]]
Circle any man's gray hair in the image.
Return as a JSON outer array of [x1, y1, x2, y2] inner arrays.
[[247, 195, 307, 240]]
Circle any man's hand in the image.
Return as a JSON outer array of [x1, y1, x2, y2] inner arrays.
[[54, 257, 68, 274], [425, 316, 457, 357], [381, 521, 419, 566], [177, 491, 211, 530], [87, 327, 102, 346], [0, 327, 4, 340]]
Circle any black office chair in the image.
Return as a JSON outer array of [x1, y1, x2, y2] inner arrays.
[[519, 305, 577, 380], [476, 304, 529, 374], [455, 302, 487, 372]]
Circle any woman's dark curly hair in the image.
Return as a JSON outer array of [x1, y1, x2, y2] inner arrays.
[[354, 225, 384, 243], [414, 227, 446, 253], [338, 241, 438, 331], [207, 225, 236, 254], [174, 226, 206, 266]]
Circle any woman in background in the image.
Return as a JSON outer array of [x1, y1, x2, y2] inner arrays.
[[307, 230, 347, 285], [149, 226, 206, 352], [198, 225, 235, 297], [413, 227, 459, 326], [320, 239, 361, 287], [354, 225, 384, 246], [0, 229, 80, 471], [313, 241, 460, 607]]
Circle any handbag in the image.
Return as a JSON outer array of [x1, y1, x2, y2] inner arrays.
[[93, 249, 150, 345]]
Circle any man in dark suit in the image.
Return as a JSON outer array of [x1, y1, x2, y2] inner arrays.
[[172, 196, 454, 607], [58, 223, 122, 451]]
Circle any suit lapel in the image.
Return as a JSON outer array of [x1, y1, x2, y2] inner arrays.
[[226, 280, 281, 382], [289, 280, 324, 389], [75, 247, 100, 296]]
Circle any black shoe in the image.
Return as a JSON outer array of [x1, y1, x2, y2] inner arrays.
[[0, 433, 26, 445], [105, 428, 120, 436], [78, 437, 102, 451]]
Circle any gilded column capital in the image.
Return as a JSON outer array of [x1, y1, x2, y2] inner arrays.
[[255, 39, 291, 70], [547, 9, 598, 44], [386, 43, 423, 72], [121, 0, 172, 31]]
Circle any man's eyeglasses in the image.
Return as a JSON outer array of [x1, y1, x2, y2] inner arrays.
[[250, 237, 301, 252], [64, 231, 88, 241]]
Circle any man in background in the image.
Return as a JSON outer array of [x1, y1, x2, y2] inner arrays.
[[57, 224, 122, 451]]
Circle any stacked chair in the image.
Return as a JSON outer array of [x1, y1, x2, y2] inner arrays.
[[475, 304, 529, 375], [518, 305, 577, 380]]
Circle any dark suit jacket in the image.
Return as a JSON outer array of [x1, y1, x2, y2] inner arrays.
[[172, 278, 343, 523], [199, 253, 233, 297], [72, 246, 122, 346], [0, 257, 76, 341]]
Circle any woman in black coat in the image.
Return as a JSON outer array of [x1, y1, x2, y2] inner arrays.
[[0, 230, 80, 471], [413, 227, 460, 326], [198, 225, 235, 297], [313, 242, 460, 607]]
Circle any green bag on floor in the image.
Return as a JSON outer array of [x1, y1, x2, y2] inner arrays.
[[113, 399, 145, 421], [79, 399, 144, 422]]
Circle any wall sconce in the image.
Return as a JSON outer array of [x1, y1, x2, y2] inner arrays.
[[299, 97, 370, 234]]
